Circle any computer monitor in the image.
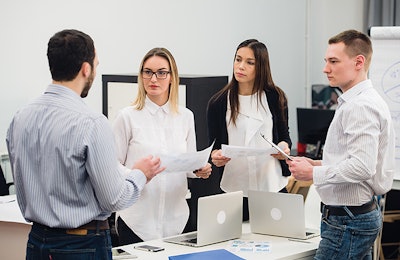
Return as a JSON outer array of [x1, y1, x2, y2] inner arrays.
[[296, 108, 335, 159], [311, 84, 341, 110]]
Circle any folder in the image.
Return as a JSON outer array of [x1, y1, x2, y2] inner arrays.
[[168, 249, 244, 260]]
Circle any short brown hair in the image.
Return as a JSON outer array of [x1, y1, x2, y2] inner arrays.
[[329, 30, 373, 71]]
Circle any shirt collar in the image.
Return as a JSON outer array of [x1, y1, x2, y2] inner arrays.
[[338, 79, 373, 106], [45, 84, 86, 104], [145, 96, 170, 115]]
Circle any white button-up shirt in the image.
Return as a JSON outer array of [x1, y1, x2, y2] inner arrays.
[[222, 92, 287, 196], [113, 97, 197, 241], [313, 80, 396, 206]]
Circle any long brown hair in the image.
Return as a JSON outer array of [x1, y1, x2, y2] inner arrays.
[[210, 39, 287, 126]]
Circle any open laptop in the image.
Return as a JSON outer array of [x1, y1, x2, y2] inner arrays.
[[248, 190, 319, 240], [164, 191, 243, 247]]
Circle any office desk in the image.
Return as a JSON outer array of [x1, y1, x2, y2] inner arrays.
[[0, 195, 30, 260], [115, 223, 320, 260]]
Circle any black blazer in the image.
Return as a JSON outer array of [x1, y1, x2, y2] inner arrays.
[[206, 87, 292, 177]]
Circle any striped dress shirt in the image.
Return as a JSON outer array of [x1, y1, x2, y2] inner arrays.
[[6, 84, 146, 228], [313, 80, 395, 206]]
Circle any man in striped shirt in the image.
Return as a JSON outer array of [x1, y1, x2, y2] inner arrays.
[[6, 29, 164, 260], [287, 30, 395, 259]]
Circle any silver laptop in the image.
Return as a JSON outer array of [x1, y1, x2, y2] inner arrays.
[[164, 191, 243, 247], [248, 190, 319, 240]]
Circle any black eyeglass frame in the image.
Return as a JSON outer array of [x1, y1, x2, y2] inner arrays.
[[141, 70, 171, 79]]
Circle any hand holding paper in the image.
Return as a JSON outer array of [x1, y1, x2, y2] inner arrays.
[[158, 142, 214, 173], [260, 133, 293, 161]]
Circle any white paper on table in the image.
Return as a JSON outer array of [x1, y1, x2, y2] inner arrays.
[[0, 194, 29, 224], [221, 144, 276, 158], [158, 142, 214, 173], [228, 239, 271, 253]]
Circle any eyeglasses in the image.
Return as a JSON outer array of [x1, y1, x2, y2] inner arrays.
[[141, 70, 170, 79]]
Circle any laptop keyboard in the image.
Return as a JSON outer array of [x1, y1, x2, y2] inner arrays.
[[183, 238, 197, 243]]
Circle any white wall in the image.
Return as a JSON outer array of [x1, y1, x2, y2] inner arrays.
[[308, 0, 366, 102], [0, 0, 365, 154]]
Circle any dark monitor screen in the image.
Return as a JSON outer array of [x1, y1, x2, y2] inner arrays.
[[297, 108, 335, 145], [312, 84, 341, 110]]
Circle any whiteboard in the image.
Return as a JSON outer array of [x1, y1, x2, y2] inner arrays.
[[369, 26, 400, 180], [107, 82, 186, 124]]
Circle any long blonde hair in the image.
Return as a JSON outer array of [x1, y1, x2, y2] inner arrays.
[[133, 47, 180, 113]]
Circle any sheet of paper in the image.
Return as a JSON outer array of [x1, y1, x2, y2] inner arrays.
[[228, 240, 270, 253], [221, 144, 275, 158], [158, 142, 214, 173], [0, 194, 29, 224]]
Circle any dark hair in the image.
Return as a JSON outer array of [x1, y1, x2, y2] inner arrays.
[[211, 39, 287, 125], [329, 29, 373, 70], [47, 29, 95, 81]]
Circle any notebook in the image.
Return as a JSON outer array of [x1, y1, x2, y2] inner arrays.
[[248, 190, 319, 240], [168, 249, 245, 260], [164, 191, 243, 247]]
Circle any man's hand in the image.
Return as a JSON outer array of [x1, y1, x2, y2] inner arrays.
[[132, 155, 165, 183], [286, 156, 314, 181]]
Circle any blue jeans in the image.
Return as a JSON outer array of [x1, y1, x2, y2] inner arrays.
[[26, 223, 112, 260], [314, 205, 382, 260]]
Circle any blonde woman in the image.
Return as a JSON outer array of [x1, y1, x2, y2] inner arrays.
[[113, 47, 211, 245]]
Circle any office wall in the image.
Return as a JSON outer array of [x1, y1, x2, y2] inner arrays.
[[0, 0, 365, 154]]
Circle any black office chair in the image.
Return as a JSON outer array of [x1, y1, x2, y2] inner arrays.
[[0, 165, 12, 196]]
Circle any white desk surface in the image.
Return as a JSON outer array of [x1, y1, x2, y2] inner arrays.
[[0, 195, 31, 260], [115, 223, 320, 260], [0, 194, 28, 224]]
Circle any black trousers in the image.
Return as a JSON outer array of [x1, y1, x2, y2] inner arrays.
[[116, 217, 143, 246]]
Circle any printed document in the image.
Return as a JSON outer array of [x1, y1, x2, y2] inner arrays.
[[158, 142, 214, 173], [221, 144, 275, 158]]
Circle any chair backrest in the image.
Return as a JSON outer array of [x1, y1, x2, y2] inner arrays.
[[286, 176, 313, 202]]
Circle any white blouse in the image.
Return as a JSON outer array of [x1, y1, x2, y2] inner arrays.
[[112, 97, 196, 241], [221, 92, 287, 196]]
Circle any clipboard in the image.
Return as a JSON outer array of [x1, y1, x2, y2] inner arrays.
[[260, 133, 293, 161]]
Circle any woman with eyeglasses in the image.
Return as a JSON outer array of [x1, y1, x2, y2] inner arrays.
[[112, 47, 212, 245], [207, 39, 292, 221]]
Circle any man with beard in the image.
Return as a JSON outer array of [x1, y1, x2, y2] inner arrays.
[[6, 29, 164, 260]]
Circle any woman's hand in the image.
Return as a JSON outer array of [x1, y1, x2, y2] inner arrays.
[[211, 149, 231, 167], [270, 141, 291, 160], [194, 163, 212, 179]]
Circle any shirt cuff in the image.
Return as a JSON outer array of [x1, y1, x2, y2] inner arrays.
[[312, 165, 328, 186], [129, 169, 147, 189]]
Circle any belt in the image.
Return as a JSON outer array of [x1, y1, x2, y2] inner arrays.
[[33, 220, 110, 235], [320, 199, 377, 216]]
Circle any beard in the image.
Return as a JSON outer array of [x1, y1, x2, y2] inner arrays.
[[81, 71, 94, 98]]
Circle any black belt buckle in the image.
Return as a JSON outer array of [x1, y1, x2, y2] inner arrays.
[[320, 203, 330, 218], [320, 199, 376, 217]]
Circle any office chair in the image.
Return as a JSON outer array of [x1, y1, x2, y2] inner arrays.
[[376, 193, 400, 259], [0, 165, 12, 196], [286, 176, 313, 202]]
